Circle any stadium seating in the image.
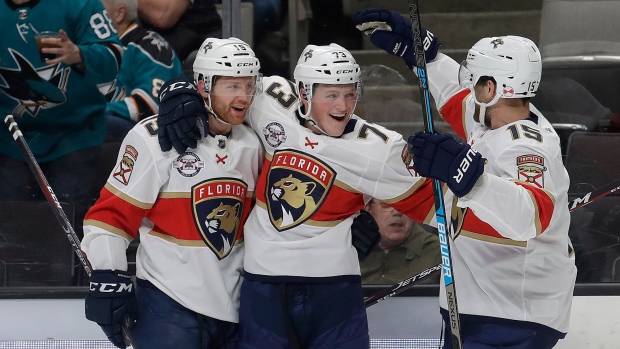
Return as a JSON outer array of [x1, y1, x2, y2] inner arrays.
[[565, 132, 620, 282], [0, 201, 75, 287]]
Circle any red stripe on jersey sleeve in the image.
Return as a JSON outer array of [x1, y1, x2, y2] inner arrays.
[[390, 178, 436, 224], [85, 187, 146, 239], [514, 182, 554, 233], [462, 210, 503, 239], [439, 89, 470, 140]]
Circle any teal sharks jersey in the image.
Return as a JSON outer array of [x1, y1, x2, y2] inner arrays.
[[0, 0, 122, 162], [104, 22, 182, 123]]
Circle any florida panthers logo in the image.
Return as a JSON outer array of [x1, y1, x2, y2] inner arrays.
[[113, 145, 138, 186], [266, 150, 335, 231], [192, 178, 247, 259], [517, 155, 546, 188]]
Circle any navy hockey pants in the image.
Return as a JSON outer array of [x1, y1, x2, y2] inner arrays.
[[441, 310, 562, 349], [239, 279, 370, 349], [131, 280, 239, 349]]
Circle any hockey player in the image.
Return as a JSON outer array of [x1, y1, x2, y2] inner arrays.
[[156, 39, 440, 348], [81, 38, 263, 348], [353, 8, 577, 349], [101, 0, 183, 141]]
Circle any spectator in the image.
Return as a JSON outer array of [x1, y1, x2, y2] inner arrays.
[[137, 0, 222, 63], [0, 0, 122, 238], [361, 198, 440, 285], [101, 0, 183, 142]]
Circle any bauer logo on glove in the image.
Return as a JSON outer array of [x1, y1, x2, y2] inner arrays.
[[408, 132, 486, 197]]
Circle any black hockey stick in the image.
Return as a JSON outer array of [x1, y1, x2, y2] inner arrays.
[[568, 177, 620, 211], [364, 263, 441, 307], [408, 1, 462, 347], [4, 114, 135, 348]]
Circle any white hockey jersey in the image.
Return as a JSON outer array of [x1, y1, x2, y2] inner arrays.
[[242, 76, 436, 281], [82, 115, 263, 323], [427, 53, 577, 334]]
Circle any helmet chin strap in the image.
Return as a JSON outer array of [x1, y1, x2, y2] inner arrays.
[[204, 95, 232, 128], [472, 90, 502, 128], [297, 99, 357, 138]]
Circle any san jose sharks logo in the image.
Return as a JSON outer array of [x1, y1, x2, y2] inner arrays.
[[192, 178, 247, 259], [266, 150, 335, 231], [0, 50, 68, 117]]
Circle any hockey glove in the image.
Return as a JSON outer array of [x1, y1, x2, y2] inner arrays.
[[352, 8, 440, 69], [157, 75, 209, 154], [408, 132, 485, 197], [351, 209, 381, 262], [85, 270, 138, 348]]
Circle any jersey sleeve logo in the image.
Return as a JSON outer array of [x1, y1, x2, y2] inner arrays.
[[516, 155, 547, 188], [266, 150, 335, 231], [113, 145, 138, 186], [192, 178, 247, 259]]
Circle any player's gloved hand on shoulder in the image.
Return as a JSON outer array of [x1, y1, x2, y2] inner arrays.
[[158, 75, 209, 154], [85, 270, 138, 348], [408, 132, 485, 197], [352, 8, 440, 69], [351, 209, 381, 262]]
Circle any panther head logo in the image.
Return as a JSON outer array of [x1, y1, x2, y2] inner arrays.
[[203, 202, 241, 258], [270, 174, 318, 230]]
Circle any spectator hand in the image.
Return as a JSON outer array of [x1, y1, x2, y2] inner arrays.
[[43, 29, 82, 66], [158, 75, 209, 154], [351, 210, 381, 262], [352, 8, 440, 69], [408, 132, 485, 197], [85, 270, 137, 349]]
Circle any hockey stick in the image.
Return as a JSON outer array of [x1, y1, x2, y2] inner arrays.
[[568, 177, 620, 211], [363, 178, 618, 308], [364, 263, 442, 307], [4, 114, 135, 348], [408, 2, 462, 347]]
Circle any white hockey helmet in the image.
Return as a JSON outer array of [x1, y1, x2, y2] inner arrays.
[[193, 37, 261, 94], [458, 35, 542, 100], [293, 43, 362, 122]]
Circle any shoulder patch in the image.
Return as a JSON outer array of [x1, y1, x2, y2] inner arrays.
[[516, 154, 547, 188]]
